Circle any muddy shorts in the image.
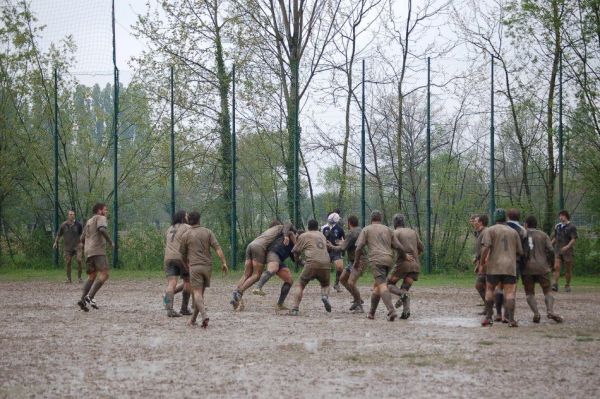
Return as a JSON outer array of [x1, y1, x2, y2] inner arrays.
[[486, 274, 517, 285], [372, 264, 392, 285], [65, 246, 82, 262], [299, 267, 330, 287], [190, 265, 212, 288], [475, 273, 486, 285], [329, 250, 342, 262], [521, 273, 551, 288], [266, 251, 281, 264], [86, 255, 109, 274], [164, 259, 189, 278], [555, 249, 574, 263], [245, 243, 266, 264], [278, 262, 288, 272]]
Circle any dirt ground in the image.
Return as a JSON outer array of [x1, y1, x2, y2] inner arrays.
[[1, 278, 599, 399]]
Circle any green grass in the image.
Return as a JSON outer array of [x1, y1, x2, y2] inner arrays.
[[2, 263, 600, 288]]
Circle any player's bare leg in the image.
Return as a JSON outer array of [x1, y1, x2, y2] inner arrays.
[[552, 257, 561, 291], [289, 282, 307, 315], [180, 277, 192, 315], [165, 275, 182, 317], [564, 260, 573, 292], [482, 281, 497, 326], [523, 278, 540, 323], [238, 261, 264, 297], [78, 270, 97, 312], [231, 259, 253, 309], [253, 261, 279, 296], [333, 259, 344, 292], [65, 254, 73, 283], [388, 275, 414, 319], [540, 278, 563, 322], [494, 283, 506, 322], [321, 284, 332, 312], [374, 283, 397, 321], [503, 283, 518, 327], [341, 268, 363, 312], [189, 286, 208, 328]]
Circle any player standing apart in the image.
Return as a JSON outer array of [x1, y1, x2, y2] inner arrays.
[[162, 210, 192, 317], [179, 211, 228, 328], [327, 215, 366, 313], [353, 210, 413, 321], [77, 203, 113, 312], [480, 209, 523, 327], [551, 210, 577, 292], [289, 220, 332, 315], [522, 216, 563, 323], [387, 214, 424, 319], [472, 214, 488, 307], [53, 209, 84, 283]]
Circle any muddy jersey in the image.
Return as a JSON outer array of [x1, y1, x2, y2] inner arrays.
[[292, 230, 330, 269], [475, 228, 487, 272], [163, 223, 191, 263], [179, 226, 221, 268], [523, 228, 553, 275], [393, 227, 424, 273], [332, 226, 362, 262], [250, 223, 292, 252], [82, 215, 108, 258], [322, 223, 345, 245], [481, 224, 523, 276], [553, 222, 577, 250], [267, 235, 295, 262], [58, 221, 83, 252], [355, 223, 405, 267]]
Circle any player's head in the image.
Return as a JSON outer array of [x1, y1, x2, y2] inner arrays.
[[92, 202, 108, 216], [296, 229, 305, 237], [524, 215, 537, 229], [307, 219, 319, 231], [494, 208, 506, 223], [558, 209, 570, 223], [327, 212, 340, 225], [172, 210, 187, 225], [392, 213, 405, 229], [370, 210, 382, 223], [67, 209, 75, 221], [269, 219, 282, 227], [188, 211, 201, 225], [475, 214, 488, 228], [347, 215, 359, 228], [507, 208, 520, 222]]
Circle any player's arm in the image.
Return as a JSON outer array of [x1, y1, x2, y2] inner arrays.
[[416, 233, 425, 256], [282, 222, 292, 246], [562, 227, 577, 252], [352, 231, 367, 267], [392, 234, 415, 262], [53, 225, 63, 248], [98, 226, 113, 248], [214, 246, 228, 274]]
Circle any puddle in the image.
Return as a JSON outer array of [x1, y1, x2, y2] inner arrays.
[[413, 316, 481, 328]]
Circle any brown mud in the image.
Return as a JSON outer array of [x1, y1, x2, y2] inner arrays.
[[1, 280, 599, 398]]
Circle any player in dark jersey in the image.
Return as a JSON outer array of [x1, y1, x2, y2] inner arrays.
[[551, 210, 578, 292], [322, 212, 345, 292]]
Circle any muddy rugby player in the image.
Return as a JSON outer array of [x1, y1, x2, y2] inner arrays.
[[231, 221, 293, 310], [77, 203, 113, 312], [252, 227, 299, 311], [387, 213, 424, 320], [162, 210, 192, 318], [179, 211, 228, 328], [327, 215, 366, 313], [53, 209, 84, 284], [322, 212, 345, 292], [289, 219, 332, 315], [480, 209, 523, 327], [552, 210, 578, 292], [353, 210, 414, 321]]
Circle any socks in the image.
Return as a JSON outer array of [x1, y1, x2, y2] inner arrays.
[[526, 294, 539, 316], [476, 285, 486, 301], [257, 271, 274, 290], [165, 290, 175, 311], [194, 295, 207, 321], [335, 270, 341, 285], [387, 283, 402, 296], [81, 279, 94, 301], [370, 294, 380, 315], [181, 290, 190, 312], [66, 263, 72, 281], [380, 290, 394, 313], [278, 282, 291, 305], [88, 280, 104, 299], [495, 291, 504, 316], [484, 299, 494, 319], [505, 298, 516, 322], [544, 295, 555, 314], [349, 284, 362, 304]]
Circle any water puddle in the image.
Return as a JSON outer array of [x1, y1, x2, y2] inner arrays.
[[413, 316, 481, 328]]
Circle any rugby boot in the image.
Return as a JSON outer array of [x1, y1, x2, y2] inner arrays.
[[481, 318, 493, 327], [333, 283, 341, 293], [167, 309, 182, 318], [180, 308, 193, 316], [387, 309, 397, 322], [533, 314, 541, 323], [551, 283, 559, 292], [289, 308, 299, 316], [84, 295, 98, 310], [547, 313, 564, 323], [321, 296, 332, 313], [252, 288, 267, 296], [201, 318, 209, 328], [276, 303, 289, 311], [564, 285, 571, 293], [352, 304, 364, 314], [77, 299, 89, 312]]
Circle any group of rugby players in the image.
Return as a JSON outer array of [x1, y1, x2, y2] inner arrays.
[[60, 202, 576, 329]]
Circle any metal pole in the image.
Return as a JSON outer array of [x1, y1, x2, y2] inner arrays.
[[426, 57, 432, 274], [231, 65, 238, 270], [170, 65, 175, 219], [360, 59, 366, 227], [293, 61, 300, 227], [489, 53, 496, 221], [558, 51, 564, 211], [53, 68, 59, 266], [112, 0, 119, 267]]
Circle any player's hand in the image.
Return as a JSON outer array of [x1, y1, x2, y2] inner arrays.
[[283, 236, 289, 246], [222, 263, 229, 274], [561, 246, 568, 253], [406, 254, 415, 262], [326, 241, 333, 249]]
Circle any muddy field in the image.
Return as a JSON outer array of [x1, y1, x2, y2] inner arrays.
[[1, 278, 599, 398]]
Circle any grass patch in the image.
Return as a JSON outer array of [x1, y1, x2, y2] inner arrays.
[[575, 337, 595, 342]]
